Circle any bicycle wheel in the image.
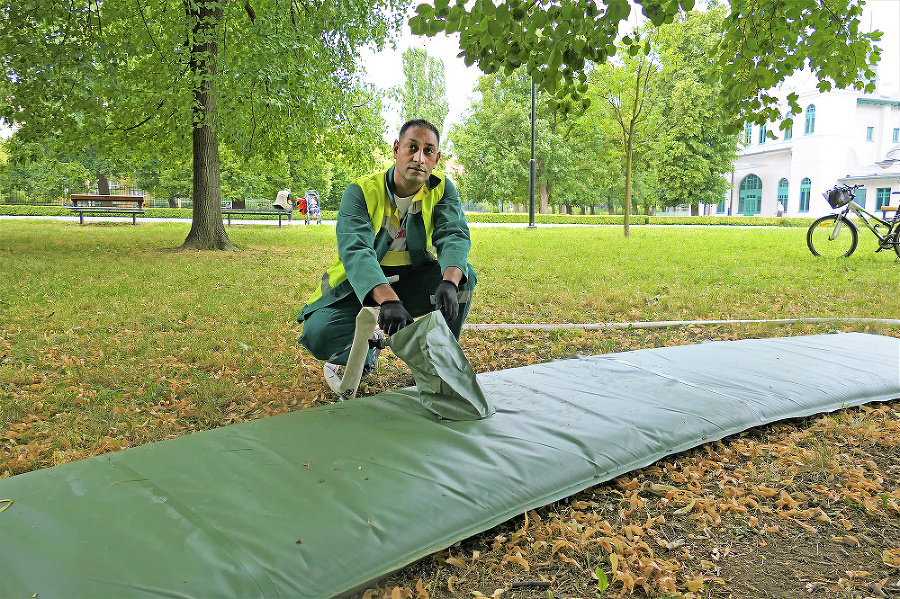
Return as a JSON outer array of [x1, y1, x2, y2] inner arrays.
[[807, 215, 858, 257]]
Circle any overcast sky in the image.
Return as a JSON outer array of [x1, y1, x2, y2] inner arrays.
[[360, 28, 481, 141]]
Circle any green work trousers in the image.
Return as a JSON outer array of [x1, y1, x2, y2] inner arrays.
[[299, 261, 476, 366]]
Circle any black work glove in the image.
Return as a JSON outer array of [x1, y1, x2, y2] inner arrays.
[[378, 300, 413, 336], [433, 280, 460, 324]]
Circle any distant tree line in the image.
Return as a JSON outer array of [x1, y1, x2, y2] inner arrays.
[[447, 8, 738, 223]]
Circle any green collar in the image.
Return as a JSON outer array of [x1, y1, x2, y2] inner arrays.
[[384, 166, 441, 206]]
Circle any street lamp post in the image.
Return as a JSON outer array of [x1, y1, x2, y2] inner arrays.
[[528, 80, 536, 228]]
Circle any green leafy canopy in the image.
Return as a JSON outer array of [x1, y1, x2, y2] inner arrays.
[[409, 0, 882, 128]]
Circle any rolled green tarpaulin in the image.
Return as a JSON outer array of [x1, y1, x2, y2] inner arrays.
[[389, 311, 494, 421], [1, 333, 898, 598]]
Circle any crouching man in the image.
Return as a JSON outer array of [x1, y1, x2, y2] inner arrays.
[[297, 119, 477, 373]]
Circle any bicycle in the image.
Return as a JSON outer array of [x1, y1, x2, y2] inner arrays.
[[806, 184, 900, 258]]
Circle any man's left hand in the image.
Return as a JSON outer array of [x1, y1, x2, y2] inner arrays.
[[434, 280, 459, 323]]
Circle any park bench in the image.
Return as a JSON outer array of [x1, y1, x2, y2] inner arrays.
[[880, 205, 898, 219], [221, 200, 292, 227], [69, 195, 145, 225]]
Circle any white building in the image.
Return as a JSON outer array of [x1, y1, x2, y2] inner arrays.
[[723, 1, 900, 218]]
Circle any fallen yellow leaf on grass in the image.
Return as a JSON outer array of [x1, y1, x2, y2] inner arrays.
[[471, 589, 503, 598], [615, 570, 635, 592], [503, 552, 530, 570], [883, 548, 900, 569], [686, 573, 706, 592], [673, 499, 696, 514]]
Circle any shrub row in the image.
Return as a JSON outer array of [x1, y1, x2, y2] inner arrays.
[[0, 204, 813, 227], [464, 212, 814, 227], [0, 205, 340, 222]]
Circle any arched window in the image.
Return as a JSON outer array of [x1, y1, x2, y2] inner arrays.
[[738, 174, 762, 215], [784, 113, 793, 140], [799, 178, 811, 211], [804, 105, 816, 135], [778, 178, 789, 212]]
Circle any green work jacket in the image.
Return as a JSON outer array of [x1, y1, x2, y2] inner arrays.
[[299, 167, 472, 320]]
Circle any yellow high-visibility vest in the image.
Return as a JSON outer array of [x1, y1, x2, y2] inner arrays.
[[304, 169, 445, 307]]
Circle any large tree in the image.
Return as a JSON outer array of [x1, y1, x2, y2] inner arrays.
[[450, 70, 531, 211], [409, 0, 882, 132], [654, 6, 738, 215], [450, 68, 607, 214], [393, 47, 450, 133], [1, 0, 405, 249]]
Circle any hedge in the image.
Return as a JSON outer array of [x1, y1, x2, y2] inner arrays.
[[0, 205, 340, 222], [1, 204, 814, 228]]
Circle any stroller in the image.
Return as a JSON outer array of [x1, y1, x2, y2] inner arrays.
[[304, 190, 322, 224]]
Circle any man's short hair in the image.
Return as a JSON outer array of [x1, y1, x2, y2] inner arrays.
[[399, 119, 440, 146]]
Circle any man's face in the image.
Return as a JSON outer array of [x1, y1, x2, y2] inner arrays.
[[392, 126, 441, 197]]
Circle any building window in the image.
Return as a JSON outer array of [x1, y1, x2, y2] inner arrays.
[[744, 123, 752, 145], [799, 178, 811, 212], [855, 188, 867, 209], [759, 123, 767, 144], [804, 105, 815, 135], [784, 116, 793, 141], [894, 128, 899, 143], [866, 126, 874, 142], [876, 188, 890, 210], [778, 178, 789, 212]]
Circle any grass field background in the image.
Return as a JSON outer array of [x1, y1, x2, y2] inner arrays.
[[1, 220, 897, 476]]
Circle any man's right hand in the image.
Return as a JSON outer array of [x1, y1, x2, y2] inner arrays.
[[378, 300, 413, 336]]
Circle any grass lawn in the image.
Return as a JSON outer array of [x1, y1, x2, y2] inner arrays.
[[1, 219, 898, 597]]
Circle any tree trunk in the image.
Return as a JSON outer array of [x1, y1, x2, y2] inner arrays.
[[180, 0, 236, 251], [691, 203, 700, 216], [623, 121, 634, 237], [96, 171, 110, 195], [539, 181, 549, 214]]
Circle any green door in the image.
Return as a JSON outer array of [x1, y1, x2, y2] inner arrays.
[[739, 174, 762, 215]]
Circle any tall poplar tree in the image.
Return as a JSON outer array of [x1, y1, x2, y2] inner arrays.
[[393, 48, 450, 134]]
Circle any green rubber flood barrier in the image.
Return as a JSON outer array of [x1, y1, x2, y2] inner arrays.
[[389, 311, 494, 421], [1, 332, 898, 598]]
